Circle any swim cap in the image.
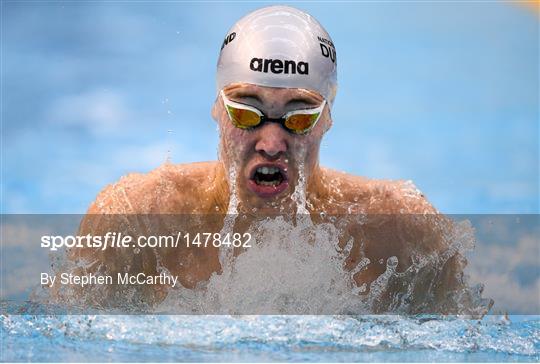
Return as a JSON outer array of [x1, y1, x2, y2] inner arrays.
[[216, 5, 337, 105]]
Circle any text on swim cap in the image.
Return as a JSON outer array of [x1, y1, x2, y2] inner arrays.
[[249, 58, 309, 75], [221, 32, 236, 50], [318, 36, 336, 64]]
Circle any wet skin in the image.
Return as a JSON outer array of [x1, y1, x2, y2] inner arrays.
[[70, 84, 468, 313]]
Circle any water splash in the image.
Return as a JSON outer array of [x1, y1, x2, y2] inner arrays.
[[165, 129, 173, 163], [290, 163, 309, 215], [140, 212, 492, 315], [159, 216, 362, 314], [290, 146, 309, 215], [2, 314, 538, 362], [218, 163, 239, 269], [163, 96, 173, 163]]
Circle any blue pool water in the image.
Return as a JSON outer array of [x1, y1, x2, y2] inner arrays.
[[2, 314, 539, 362]]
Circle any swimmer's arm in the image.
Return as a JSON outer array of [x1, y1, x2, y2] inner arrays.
[[67, 185, 127, 265], [391, 180, 469, 312], [62, 183, 168, 306]]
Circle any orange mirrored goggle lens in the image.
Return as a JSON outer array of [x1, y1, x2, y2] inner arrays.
[[225, 105, 261, 129], [284, 113, 320, 134]]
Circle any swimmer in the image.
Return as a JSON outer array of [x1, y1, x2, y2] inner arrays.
[[68, 5, 473, 314]]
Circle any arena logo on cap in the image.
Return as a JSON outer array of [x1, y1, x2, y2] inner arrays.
[[249, 58, 309, 75]]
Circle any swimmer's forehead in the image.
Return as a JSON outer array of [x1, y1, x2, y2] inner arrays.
[[223, 83, 324, 106]]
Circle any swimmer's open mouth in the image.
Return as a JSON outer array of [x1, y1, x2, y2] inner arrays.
[[253, 166, 285, 186], [248, 163, 289, 198]]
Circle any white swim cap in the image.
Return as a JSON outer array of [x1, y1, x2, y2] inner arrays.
[[216, 5, 337, 105]]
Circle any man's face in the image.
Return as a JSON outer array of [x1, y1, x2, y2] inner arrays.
[[212, 83, 332, 211]]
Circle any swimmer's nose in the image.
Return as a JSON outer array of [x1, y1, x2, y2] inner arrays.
[[255, 122, 288, 158]]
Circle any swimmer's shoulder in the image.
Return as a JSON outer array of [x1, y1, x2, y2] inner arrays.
[[87, 161, 222, 214], [320, 167, 448, 256], [319, 167, 438, 214], [368, 178, 438, 214]]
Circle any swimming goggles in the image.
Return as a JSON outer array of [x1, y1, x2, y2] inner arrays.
[[220, 90, 326, 135]]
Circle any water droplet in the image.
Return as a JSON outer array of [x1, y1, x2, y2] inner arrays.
[[387, 256, 398, 268], [359, 283, 367, 293]]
